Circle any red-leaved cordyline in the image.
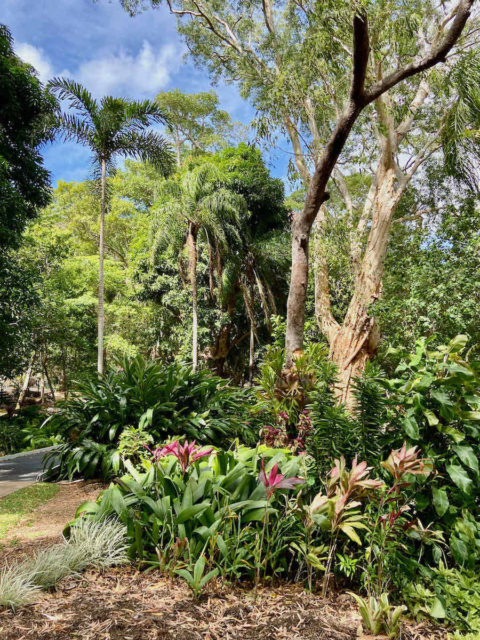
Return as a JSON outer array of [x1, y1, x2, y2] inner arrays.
[[381, 443, 431, 484], [258, 459, 304, 499], [147, 440, 213, 474]]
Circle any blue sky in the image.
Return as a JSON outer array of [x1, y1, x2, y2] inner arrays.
[[1, 0, 289, 186]]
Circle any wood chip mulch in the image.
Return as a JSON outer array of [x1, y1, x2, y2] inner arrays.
[[0, 568, 448, 640]]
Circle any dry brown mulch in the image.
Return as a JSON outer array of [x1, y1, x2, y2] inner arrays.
[[0, 568, 447, 640]]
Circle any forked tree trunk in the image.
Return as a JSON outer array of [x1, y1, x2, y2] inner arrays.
[[315, 165, 400, 407], [97, 157, 107, 375], [187, 221, 199, 372], [284, 4, 473, 368]]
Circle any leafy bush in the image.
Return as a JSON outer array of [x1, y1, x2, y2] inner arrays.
[[403, 565, 480, 636], [385, 336, 480, 564], [73, 445, 309, 586], [44, 356, 256, 479], [0, 406, 59, 455]]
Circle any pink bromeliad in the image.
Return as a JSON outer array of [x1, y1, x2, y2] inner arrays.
[[148, 440, 213, 474], [258, 459, 304, 499]]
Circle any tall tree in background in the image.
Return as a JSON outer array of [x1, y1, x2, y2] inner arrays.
[[0, 24, 55, 376], [156, 89, 236, 166], [121, 0, 476, 405], [153, 163, 246, 371], [49, 78, 174, 373]]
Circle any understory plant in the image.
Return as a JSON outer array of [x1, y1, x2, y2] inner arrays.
[[44, 355, 256, 480], [349, 592, 407, 638], [72, 444, 308, 592]]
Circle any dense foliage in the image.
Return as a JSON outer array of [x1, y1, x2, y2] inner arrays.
[[0, 25, 55, 375], [44, 356, 256, 480]]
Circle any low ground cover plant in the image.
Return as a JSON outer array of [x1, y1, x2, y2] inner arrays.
[[0, 519, 127, 610]]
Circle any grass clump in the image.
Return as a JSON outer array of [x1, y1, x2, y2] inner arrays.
[[0, 483, 59, 539], [68, 518, 128, 570], [0, 565, 39, 610], [0, 518, 127, 609]]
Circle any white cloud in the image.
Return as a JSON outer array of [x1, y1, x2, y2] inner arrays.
[[15, 42, 54, 83], [77, 41, 183, 98], [14, 39, 183, 99]]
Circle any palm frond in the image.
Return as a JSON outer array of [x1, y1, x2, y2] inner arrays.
[[113, 130, 174, 176], [48, 77, 98, 125], [52, 112, 94, 148]]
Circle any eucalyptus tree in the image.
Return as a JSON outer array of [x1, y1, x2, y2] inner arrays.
[[49, 78, 174, 373], [153, 163, 246, 371], [122, 0, 476, 405], [156, 89, 236, 166]]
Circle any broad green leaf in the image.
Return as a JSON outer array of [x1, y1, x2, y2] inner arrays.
[[403, 415, 419, 440], [423, 409, 439, 426], [429, 598, 446, 619], [340, 524, 362, 545], [175, 501, 210, 524], [453, 445, 479, 475], [432, 487, 449, 517], [446, 464, 473, 494], [448, 335, 468, 353]]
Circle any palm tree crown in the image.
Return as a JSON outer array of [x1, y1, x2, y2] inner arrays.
[[48, 78, 174, 173]]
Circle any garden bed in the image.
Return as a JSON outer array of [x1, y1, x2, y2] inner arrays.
[[0, 568, 446, 640]]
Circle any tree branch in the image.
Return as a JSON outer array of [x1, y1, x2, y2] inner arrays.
[[364, 0, 474, 105], [350, 12, 370, 103]]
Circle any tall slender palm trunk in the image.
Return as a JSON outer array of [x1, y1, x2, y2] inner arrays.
[[187, 221, 199, 372], [97, 157, 106, 375]]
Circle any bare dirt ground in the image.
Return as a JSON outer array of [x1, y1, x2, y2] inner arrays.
[[0, 481, 103, 566], [0, 484, 447, 640]]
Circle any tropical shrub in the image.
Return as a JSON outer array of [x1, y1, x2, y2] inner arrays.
[[385, 336, 480, 564], [72, 444, 309, 587], [44, 356, 256, 479], [402, 565, 480, 636], [255, 342, 336, 448]]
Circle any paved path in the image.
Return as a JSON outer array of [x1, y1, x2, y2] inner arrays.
[[0, 448, 54, 498]]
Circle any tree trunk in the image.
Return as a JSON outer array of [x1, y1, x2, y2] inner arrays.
[[16, 352, 35, 410], [207, 241, 215, 301], [62, 346, 68, 399], [187, 221, 199, 372], [43, 361, 56, 401], [40, 352, 45, 404], [317, 165, 399, 407], [248, 279, 255, 384], [97, 157, 106, 375]]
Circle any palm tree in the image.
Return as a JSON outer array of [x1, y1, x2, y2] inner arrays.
[[153, 163, 246, 371], [49, 78, 174, 374], [443, 52, 480, 189]]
